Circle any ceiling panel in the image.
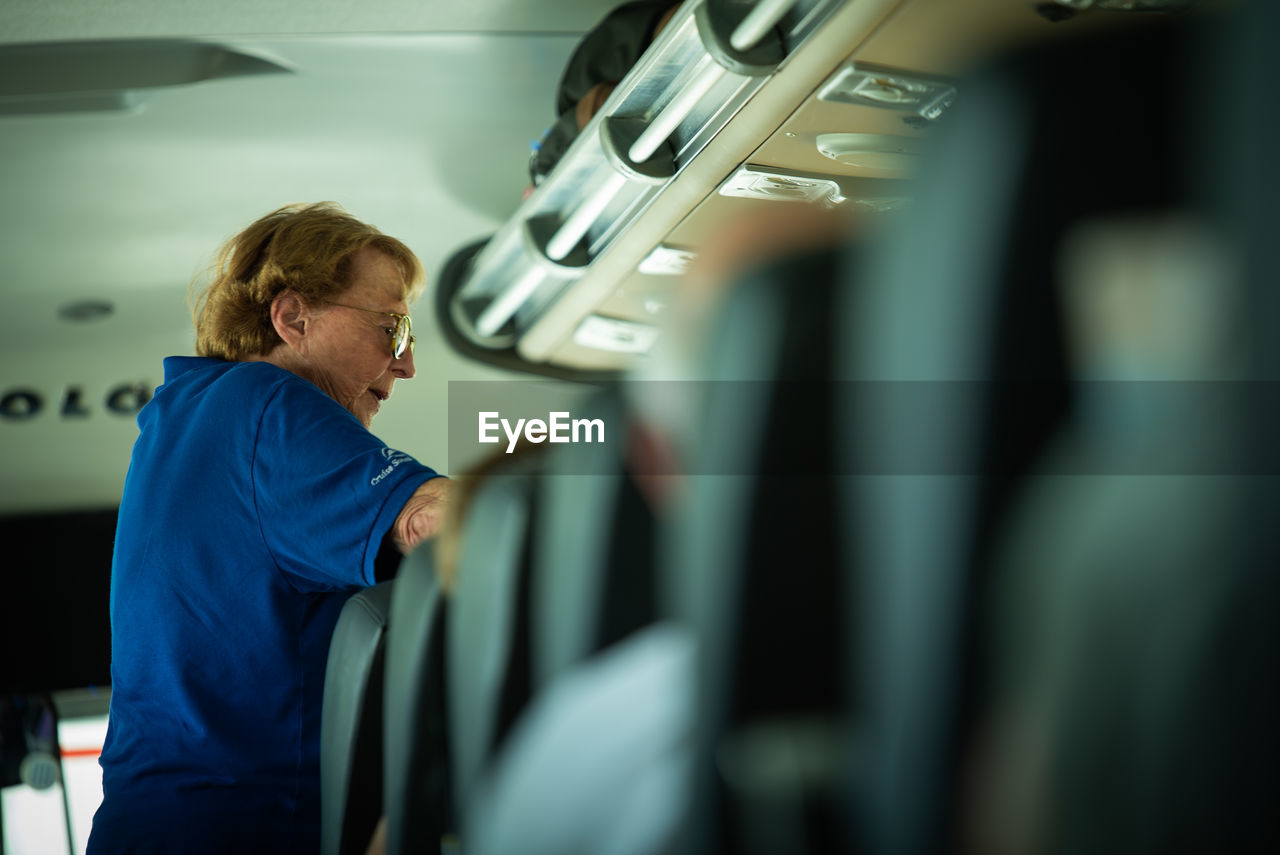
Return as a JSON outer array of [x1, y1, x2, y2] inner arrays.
[[0, 30, 582, 512], [0, 0, 628, 43]]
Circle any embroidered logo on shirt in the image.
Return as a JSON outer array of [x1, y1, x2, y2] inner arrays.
[[370, 448, 412, 486]]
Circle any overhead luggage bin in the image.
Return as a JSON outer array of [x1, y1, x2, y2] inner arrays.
[[438, 0, 1189, 377]]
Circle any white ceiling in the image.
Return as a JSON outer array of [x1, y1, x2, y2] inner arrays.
[[0, 1, 625, 513], [0, 0, 621, 42]]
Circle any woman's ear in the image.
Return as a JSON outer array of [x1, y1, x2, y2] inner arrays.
[[270, 290, 310, 352]]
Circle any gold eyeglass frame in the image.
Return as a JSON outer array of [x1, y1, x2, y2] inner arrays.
[[327, 302, 415, 358]]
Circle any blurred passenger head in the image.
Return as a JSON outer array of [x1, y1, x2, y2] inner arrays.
[[193, 202, 424, 361], [528, 2, 680, 187]]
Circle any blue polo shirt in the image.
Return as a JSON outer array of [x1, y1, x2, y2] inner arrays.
[[90, 357, 440, 854]]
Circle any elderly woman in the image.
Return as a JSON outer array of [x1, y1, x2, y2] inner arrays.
[[87, 203, 450, 854]]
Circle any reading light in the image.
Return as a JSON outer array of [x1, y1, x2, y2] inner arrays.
[[819, 64, 957, 120], [720, 165, 848, 206], [815, 133, 923, 175], [573, 315, 660, 354]]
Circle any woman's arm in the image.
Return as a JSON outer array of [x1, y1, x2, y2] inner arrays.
[[391, 477, 452, 553]]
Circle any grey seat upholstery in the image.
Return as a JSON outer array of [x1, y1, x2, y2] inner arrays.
[[382, 546, 451, 855], [665, 249, 853, 855], [455, 389, 669, 855], [531, 390, 657, 690], [838, 28, 1079, 852], [980, 9, 1280, 855], [381, 454, 546, 855], [320, 581, 394, 855], [447, 455, 541, 825], [841, 5, 1280, 854], [464, 622, 695, 855]]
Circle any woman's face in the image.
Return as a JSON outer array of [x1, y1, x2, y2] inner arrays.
[[301, 247, 415, 428]]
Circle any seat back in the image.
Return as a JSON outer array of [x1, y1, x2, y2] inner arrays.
[[531, 390, 658, 689], [462, 621, 696, 855], [446, 457, 541, 825], [839, 6, 1278, 854], [320, 581, 394, 855], [668, 248, 852, 854], [382, 548, 451, 855], [979, 7, 1280, 854], [452, 389, 670, 855], [837, 31, 1077, 853]]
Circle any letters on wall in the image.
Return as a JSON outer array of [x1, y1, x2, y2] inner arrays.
[[0, 383, 154, 422]]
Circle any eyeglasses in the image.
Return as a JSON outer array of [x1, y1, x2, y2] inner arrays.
[[327, 303, 415, 358]]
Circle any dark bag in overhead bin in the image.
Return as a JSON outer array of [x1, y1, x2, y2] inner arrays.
[[529, 0, 680, 185]]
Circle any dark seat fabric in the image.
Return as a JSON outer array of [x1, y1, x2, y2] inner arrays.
[[382, 548, 451, 855], [531, 390, 658, 691], [447, 456, 542, 825], [320, 581, 394, 855], [839, 6, 1280, 855], [666, 248, 853, 855], [981, 8, 1280, 855], [451, 389, 667, 855]]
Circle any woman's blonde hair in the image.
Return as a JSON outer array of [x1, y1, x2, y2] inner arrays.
[[193, 202, 425, 360]]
